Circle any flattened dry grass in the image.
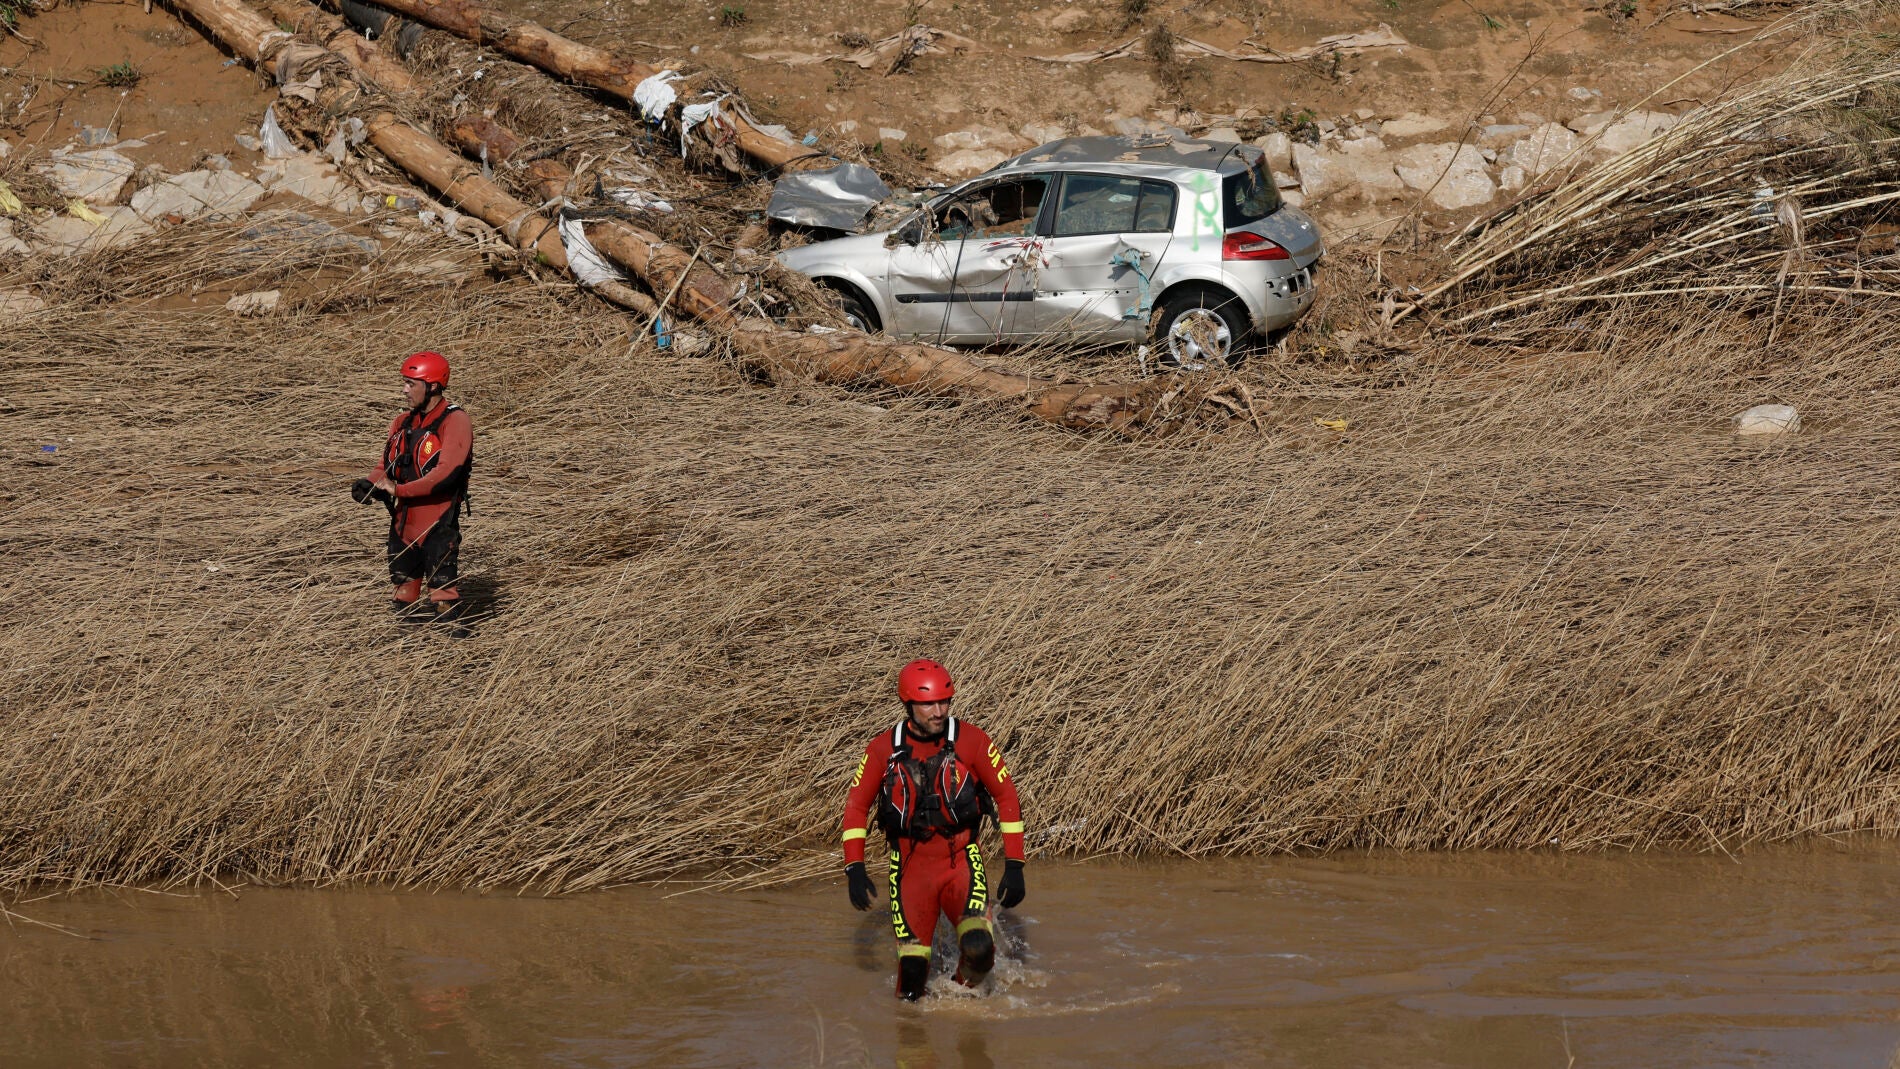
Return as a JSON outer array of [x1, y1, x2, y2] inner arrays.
[[5, 204, 1900, 895]]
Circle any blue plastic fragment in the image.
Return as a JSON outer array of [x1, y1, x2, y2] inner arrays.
[[653, 315, 671, 349], [802, 132, 819, 146], [1111, 245, 1156, 320], [40, 444, 57, 453]]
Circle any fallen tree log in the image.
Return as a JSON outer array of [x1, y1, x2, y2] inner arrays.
[[332, 0, 823, 174]]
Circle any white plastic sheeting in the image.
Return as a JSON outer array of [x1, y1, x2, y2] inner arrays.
[[557, 215, 627, 288], [678, 96, 727, 157], [633, 71, 684, 123]]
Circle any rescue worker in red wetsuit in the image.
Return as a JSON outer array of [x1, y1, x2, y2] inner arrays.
[[355, 351, 473, 628], [841, 659, 1027, 1001]]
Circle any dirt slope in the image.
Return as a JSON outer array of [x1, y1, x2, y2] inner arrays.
[[0, 0, 1779, 222]]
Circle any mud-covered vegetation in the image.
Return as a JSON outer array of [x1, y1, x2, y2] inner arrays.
[[5, 0, 1900, 893]]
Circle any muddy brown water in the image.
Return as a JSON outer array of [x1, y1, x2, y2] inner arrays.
[[6, 843, 1899, 1068]]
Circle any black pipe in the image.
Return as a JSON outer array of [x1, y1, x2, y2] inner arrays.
[[336, 0, 424, 56]]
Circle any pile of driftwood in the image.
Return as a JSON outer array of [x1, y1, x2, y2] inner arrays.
[[159, 0, 1263, 434]]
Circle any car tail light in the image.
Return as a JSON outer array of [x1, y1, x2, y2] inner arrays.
[[1222, 232, 1291, 261]]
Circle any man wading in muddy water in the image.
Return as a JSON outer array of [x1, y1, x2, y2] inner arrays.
[[352, 351, 473, 633], [841, 659, 1027, 1000]]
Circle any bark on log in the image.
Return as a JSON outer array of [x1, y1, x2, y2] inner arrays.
[[363, 114, 568, 268], [447, 115, 521, 165], [519, 157, 661, 316], [719, 323, 1199, 431], [339, 0, 822, 172], [583, 223, 743, 328]]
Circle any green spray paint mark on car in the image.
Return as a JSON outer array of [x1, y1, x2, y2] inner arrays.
[[1187, 171, 1220, 252]]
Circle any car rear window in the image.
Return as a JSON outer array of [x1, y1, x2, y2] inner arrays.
[[1223, 154, 1283, 228], [1052, 175, 1177, 236]]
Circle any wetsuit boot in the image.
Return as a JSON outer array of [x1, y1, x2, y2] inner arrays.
[[896, 952, 930, 1001], [952, 921, 995, 988]]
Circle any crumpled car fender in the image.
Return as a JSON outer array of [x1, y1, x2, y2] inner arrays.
[[1145, 263, 1269, 332]]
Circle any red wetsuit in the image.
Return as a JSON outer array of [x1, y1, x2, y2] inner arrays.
[[842, 718, 1025, 957], [370, 398, 473, 602], [370, 398, 473, 543]]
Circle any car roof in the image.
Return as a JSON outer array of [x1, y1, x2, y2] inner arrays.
[[994, 134, 1263, 179]]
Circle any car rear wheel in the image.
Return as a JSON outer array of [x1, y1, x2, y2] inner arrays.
[[1150, 289, 1249, 370]]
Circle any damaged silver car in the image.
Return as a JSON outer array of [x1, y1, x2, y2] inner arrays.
[[774, 134, 1324, 366]]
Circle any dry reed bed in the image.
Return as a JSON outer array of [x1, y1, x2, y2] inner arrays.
[[1420, 16, 1900, 332], [5, 208, 1900, 894]]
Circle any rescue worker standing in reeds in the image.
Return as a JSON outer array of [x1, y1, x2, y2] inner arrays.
[[356, 351, 473, 630], [841, 659, 1027, 1001]]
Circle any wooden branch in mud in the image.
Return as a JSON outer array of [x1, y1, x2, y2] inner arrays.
[[333, 0, 824, 173]]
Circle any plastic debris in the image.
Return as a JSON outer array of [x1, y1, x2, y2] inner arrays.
[[677, 96, 726, 157], [224, 290, 282, 316], [556, 215, 627, 288], [0, 180, 21, 215], [654, 315, 671, 348], [633, 70, 684, 123], [39, 444, 56, 453], [765, 163, 892, 230], [260, 106, 298, 159], [606, 188, 674, 213], [66, 200, 109, 226], [1315, 417, 1351, 432]]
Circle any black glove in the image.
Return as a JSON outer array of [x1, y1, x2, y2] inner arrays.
[[998, 859, 1026, 909], [352, 477, 394, 507], [846, 862, 875, 911]]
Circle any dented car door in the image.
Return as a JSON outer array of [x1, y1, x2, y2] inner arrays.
[[1019, 173, 1176, 341], [889, 175, 1050, 345]]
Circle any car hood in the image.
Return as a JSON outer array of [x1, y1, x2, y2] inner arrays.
[[775, 230, 895, 273], [1253, 205, 1324, 267]]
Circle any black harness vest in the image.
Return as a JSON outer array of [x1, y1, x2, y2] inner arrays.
[[875, 717, 993, 843], [383, 402, 472, 517]]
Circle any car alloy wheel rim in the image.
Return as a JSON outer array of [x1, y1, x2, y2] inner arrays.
[[1167, 308, 1231, 368]]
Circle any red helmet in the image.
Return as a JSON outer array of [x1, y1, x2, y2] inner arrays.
[[897, 659, 955, 703], [401, 350, 450, 388]]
